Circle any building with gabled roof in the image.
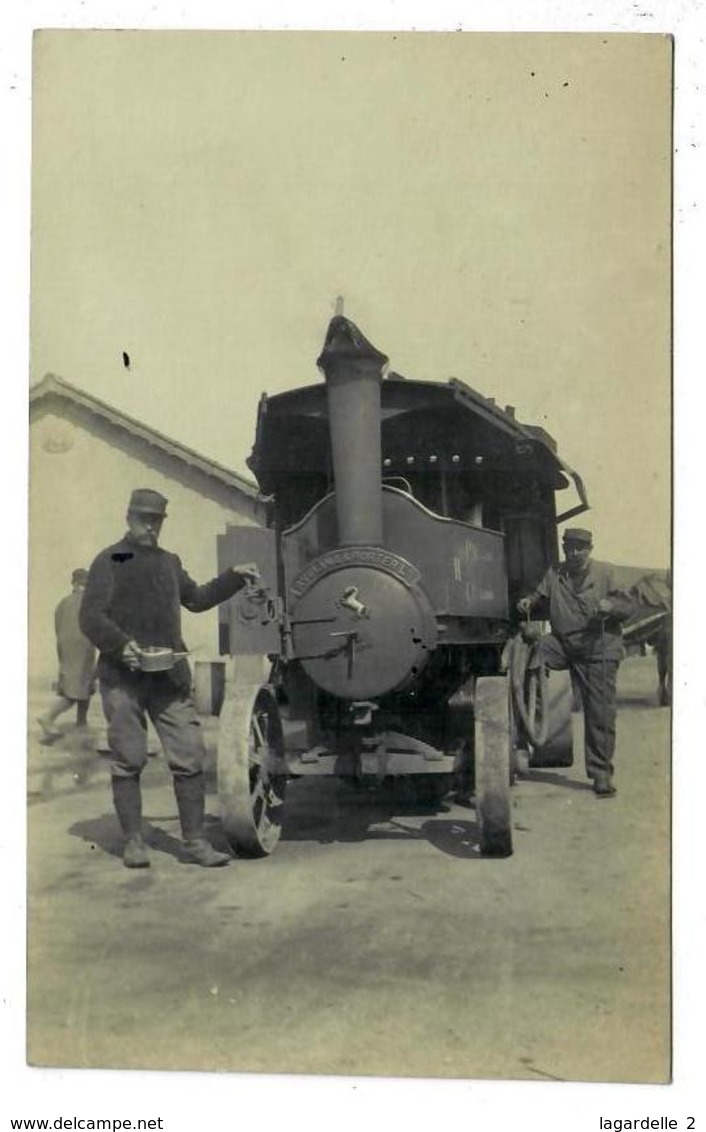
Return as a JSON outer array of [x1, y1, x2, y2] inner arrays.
[[30, 373, 265, 680]]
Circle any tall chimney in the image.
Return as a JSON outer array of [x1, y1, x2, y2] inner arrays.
[[316, 315, 388, 546]]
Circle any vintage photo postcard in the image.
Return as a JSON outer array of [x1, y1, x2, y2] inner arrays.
[[26, 28, 672, 1088]]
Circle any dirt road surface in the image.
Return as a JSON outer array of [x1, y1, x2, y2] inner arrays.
[[26, 656, 669, 1083]]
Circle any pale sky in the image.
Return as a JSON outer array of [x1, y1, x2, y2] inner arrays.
[[31, 30, 672, 566]]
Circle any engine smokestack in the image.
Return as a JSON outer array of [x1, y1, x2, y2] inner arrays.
[[317, 315, 388, 546]]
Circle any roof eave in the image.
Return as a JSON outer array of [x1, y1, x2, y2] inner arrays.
[[30, 373, 262, 502]]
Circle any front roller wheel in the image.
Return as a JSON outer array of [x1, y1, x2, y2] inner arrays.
[[474, 675, 513, 857], [217, 681, 287, 857]]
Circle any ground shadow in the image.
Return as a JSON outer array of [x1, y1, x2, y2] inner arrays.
[[69, 813, 187, 863], [279, 777, 484, 859], [617, 694, 667, 710], [418, 817, 483, 859], [68, 814, 125, 861], [518, 770, 594, 792]]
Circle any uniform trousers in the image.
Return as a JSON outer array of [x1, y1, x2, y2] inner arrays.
[[537, 633, 619, 780], [100, 671, 206, 779]]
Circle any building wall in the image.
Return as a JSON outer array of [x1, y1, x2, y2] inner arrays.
[[29, 397, 264, 684]]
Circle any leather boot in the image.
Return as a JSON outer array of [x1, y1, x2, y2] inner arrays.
[[112, 775, 150, 868], [173, 773, 231, 867], [593, 774, 617, 798]]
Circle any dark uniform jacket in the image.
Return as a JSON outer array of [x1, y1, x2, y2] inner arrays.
[[528, 559, 634, 661], [80, 534, 245, 691]]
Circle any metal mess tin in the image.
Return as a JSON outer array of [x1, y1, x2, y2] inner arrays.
[[138, 646, 189, 672]]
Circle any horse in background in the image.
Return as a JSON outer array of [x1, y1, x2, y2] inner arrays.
[[622, 572, 672, 706]]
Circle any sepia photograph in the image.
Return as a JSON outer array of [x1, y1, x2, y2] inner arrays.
[[13, 6, 694, 1119]]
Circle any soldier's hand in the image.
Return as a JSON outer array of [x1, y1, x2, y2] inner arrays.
[[517, 597, 533, 617], [121, 640, 142, 671], [597, 598, 614, 617], [232, 562, 261, 585]]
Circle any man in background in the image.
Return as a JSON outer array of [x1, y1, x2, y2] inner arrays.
[[37, 567, 96, 741]]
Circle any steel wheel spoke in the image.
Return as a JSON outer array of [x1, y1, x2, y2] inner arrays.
[[252, 714, 266, 748]]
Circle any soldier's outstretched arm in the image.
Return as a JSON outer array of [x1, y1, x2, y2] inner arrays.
[[178, 557, 261, 613]]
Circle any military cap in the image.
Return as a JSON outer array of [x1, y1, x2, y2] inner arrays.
[[128, 488, 168, 516], [562, 527, 593, 545], [71, 568, 89, 585]]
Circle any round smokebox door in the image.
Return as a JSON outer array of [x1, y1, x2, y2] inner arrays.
[[290, 565, 435, 700]]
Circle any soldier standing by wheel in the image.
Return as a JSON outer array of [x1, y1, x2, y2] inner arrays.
[[517, 528, 633, 797], [80, 488, 260, 868]]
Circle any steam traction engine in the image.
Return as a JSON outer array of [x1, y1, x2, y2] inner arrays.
[[215, 315, 589, 858]]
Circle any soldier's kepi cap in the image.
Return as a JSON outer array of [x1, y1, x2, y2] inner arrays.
[[128, 488, 168, 516], [562, 527, 593, 544]]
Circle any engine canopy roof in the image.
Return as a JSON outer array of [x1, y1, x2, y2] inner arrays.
[[248, 373, 583, 499]]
